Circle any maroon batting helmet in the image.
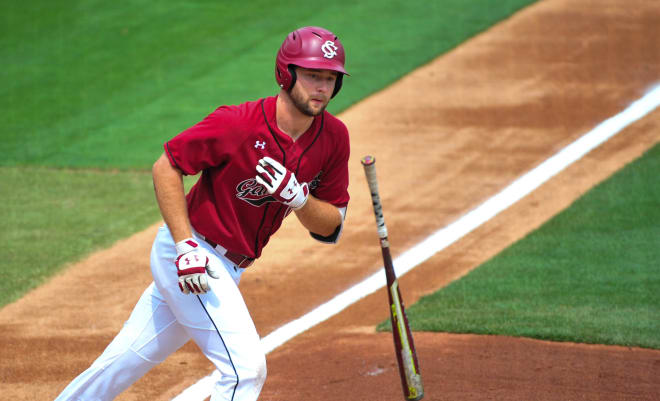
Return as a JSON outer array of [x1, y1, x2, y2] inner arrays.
[[275, 26, 348, 98]]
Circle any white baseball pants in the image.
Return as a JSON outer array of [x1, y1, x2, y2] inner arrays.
[[54, 225, 266, 401]]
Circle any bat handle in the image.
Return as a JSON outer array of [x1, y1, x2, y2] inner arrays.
[[361, 155, 389, 240]]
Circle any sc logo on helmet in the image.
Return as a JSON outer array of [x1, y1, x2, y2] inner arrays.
[[321, 40, 338, 59]]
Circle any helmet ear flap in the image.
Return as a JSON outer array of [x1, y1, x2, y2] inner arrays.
[[287, 65, 298, 91], [331, 73, 343, 98]]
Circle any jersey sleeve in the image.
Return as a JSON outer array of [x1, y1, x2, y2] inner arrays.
[[164, 106, 243, 175], [308, 118, 350, 244], [311, 121, 350, 208]]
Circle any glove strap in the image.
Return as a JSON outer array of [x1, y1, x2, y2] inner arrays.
[[175, 238, 199, 255]]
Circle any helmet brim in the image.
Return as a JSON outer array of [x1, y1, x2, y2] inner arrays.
[[290, 59, 349, 76]]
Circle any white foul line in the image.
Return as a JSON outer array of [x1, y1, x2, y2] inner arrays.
[[173, 84, 660, 400]]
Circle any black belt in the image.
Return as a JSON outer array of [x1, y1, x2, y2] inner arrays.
[[204, 238, 255, 268]]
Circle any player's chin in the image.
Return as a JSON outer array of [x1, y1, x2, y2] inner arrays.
[[308, 99, 328, 115]]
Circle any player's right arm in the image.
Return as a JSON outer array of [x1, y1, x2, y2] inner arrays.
[[152, 152, 193, 243], [153, 152, 220, 295]]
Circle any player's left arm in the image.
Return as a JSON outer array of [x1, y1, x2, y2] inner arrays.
[[298, 121, 350, 243], [294, 196, 343, 237]]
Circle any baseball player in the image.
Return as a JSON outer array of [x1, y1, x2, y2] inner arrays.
[[55, 26, 350, 401]]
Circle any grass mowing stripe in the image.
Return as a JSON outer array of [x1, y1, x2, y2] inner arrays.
[[0, 167, 160, 306], [399, 143, 660, 349], [1, 0, 539, 169]]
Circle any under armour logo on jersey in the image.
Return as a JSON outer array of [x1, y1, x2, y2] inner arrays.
[[255, 141, 266, 149], [321, 40, 338, 59]]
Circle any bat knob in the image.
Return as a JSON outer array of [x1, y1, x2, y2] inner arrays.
[[361, 155, 375, 166]]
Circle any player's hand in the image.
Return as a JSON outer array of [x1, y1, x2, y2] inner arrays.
[[174, 238, 220, 295], [255, 157, 309, 210]]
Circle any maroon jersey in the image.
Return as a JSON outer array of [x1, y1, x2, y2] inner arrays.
[[165, 96, 350, 259]]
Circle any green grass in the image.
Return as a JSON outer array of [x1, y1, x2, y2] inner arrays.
[[0, 167, 160, 304], [393, 144, 660, 349], [1, 0, 538, 169], [0, 0, 539, 308]]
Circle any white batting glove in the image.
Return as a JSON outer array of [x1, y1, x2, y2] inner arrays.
[[255, 157, 309, 210], [174, 238, 220, 295]]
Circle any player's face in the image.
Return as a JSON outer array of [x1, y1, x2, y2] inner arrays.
[[290, 68, 337, 116]]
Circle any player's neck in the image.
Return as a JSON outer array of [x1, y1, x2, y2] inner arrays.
[[276, 91, 314, 141]]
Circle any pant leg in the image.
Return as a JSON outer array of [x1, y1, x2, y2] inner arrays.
[[54, 282, 189, 401], [151, 225, 266, 401]]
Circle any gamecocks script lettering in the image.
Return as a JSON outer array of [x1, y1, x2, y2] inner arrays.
[[236, 178, 275, 207]]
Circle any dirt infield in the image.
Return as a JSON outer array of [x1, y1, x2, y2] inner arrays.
[[2, 0, 660, 400]]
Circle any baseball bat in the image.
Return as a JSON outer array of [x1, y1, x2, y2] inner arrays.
[[361, 155, 424, 401]]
